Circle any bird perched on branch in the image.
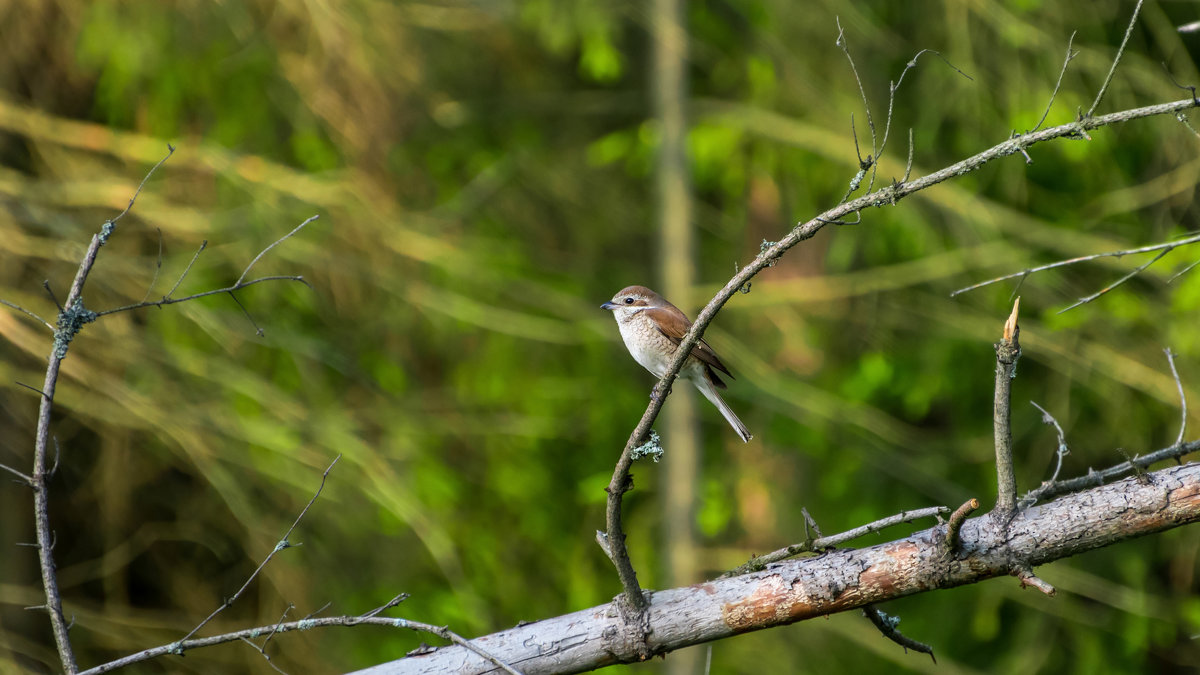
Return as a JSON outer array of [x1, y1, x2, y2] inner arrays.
[[601, 285, 752, 443]]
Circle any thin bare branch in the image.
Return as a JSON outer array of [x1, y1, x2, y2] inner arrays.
[[180, 455, 340, 643], [139, 228, 165, 304], [41, 280, 62, 311], [1058, 247, 1170, 314], [81, 594, 521, 675], [722, 506, 948, 577], [1087, 0, 1144, 117], [836, 18, 877, 165], [97, 275, 310, 317], [0, 462, 33, 485], [1032, 32, 1079, 132], [227, 289, 265, 336], [1168, 258, 1200, 283], [1161, 63, 1199, 106], [1024, 439, 1200, 505], [92, 217, 316, 330], [235, 215, 319, 287], [239, 636, 290, 675], [882, 49, 972, 156], [16, 381, 49, 398], [1031, 401, 1070, 483], [240, 604, 294, 675], [1165, 348, 1188, 447], [951, 231, 1200, 297], [259, 603, 295, 654], [104, 144, 175, 232], [903, 128, 914, 182], [944, 498, 980, 552], [0, 299, 53, 331], [164, 240, 207, 299], [862, 605, 936, 662], [1014, 565, 1056, 596], [1019, 402, 1072, 508]]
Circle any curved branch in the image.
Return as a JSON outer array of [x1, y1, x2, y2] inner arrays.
[[80, 607, 522, 675], [604, 95, 1200, 608]]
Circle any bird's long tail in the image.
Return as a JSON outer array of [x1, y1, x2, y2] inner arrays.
[[694, 378, 753, 443]]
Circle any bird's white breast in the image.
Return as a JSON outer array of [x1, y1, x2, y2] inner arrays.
[[615, 312, 672, 378]]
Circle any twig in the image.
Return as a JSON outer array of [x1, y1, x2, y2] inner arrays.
[[1162, 63, 1199, 106], [1032, 33, 1079, 133], [0, 299, 53, 331], [882, 49, 972, 158], [164, 240, 207, 300], [1014, 565, 1056, 596], [993, 299, 1021, 515], [260, 603, 295, 653], [722, 506, 948, 577], [139, 228, 165, 304], [1087, 0, 1144, 118], [105, 145, 175, 231], [836, 18, 878, 194], [16, 381, 49, 398], [801, 506, 824, 540], [839, 112, 871, 204], [833, 28, 971, 199], [180, 455, 341, 642], [97, 275, 310, 317], [0, 461, 33, 485], [1024, 439, 1200, 505], [94, 219, 318, 324], [42, 280, 62, 311], [81, 592, 523, 675], [950, 232, 1200, 297], [1165, 348, 1188, 448], [227, 290, 265, 336], [944, 498, 979, 552], [862, 605, 936, 662], [902, 128, 914, 182], [1058, 248, 1171, 314], [238, 636, 289, 675], [1168, 259, 1200, 283], [240, 605, 295, 675], [235, 215, 320, 287], [1019, 402, 1072, 509], [1031, 402, 1069, 481]]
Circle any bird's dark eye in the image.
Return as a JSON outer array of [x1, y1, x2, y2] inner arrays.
[[624, 297, 634, 304]]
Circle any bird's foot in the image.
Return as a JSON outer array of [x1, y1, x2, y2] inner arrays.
[[650, 382, 673, 402]]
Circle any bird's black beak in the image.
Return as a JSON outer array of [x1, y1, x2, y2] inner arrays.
[[601, 301, 617, 310]]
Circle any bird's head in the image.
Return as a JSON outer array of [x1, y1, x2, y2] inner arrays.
[[601, 285, 661, 320]]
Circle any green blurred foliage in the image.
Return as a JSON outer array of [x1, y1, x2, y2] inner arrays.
[[0, 0, 1198, 673]]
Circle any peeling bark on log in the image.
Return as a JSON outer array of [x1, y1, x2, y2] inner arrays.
[[352, 462, 1200, 675]]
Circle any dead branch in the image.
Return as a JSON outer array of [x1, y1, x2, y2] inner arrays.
[[359, 461, 1200, 675]]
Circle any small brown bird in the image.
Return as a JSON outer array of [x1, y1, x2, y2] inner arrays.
[[602, 285, 752, 442]]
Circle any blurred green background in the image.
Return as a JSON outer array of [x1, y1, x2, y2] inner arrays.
[[1, 1, 1198, 673]]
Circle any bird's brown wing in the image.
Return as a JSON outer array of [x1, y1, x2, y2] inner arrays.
[[642, 307, 735, 386]]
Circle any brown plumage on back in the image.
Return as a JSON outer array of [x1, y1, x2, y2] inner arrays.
[[641, 307, 733, 388]]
